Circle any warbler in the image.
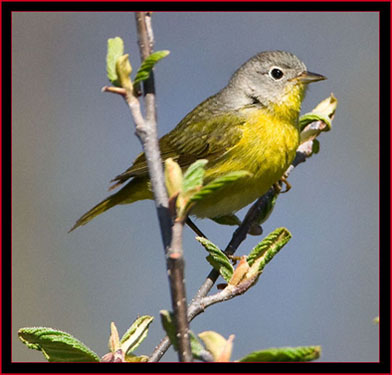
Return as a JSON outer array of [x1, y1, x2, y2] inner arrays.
[[70, 51, 325, 232]]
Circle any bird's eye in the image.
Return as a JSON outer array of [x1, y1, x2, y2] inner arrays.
[[269, 67, 284, 80]]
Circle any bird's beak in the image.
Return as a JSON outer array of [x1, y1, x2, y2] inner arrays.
[[294, 71, 327, 83]]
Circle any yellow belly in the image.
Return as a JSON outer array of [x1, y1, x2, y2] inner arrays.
[[191, 108, 299, 218]]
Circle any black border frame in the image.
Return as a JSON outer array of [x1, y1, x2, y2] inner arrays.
[[2, 2, 389, 374]]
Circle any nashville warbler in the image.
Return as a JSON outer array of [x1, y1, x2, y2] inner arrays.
[[70, 50, 325, 232]]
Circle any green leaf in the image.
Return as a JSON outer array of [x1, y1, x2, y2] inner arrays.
[[108, 321, 120, 352], [198, 331, 228, 361], [18, 327, 100, 362], [165, 158, 183, 198], [160, 310, 179, 351], [120, 315, 154, 355], [196, 237, 234, 282], [189, 331, 210, 361], [198, 331, 234, 362], [238, 345, 321, 362], [299, 94, 337, 142], [106, 37, 125, 86], [299, 112, 331, 133], [160, 310, 208, 361], [190, 171, 251, 204], [182, 159, 208, 192], [211, 214, 241, 226], [124, 353, 149, 362], [247, 227, 291, 268], [312, 139, 320, 154], [133, 50, 170, 85], [116, 54, 133, 91]]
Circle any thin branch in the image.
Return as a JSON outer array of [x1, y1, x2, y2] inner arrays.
[[133, 12, 170, 247], [132, 12, 191, 362], [192, 278, 256, 314], [135, 12, 155, 91], [101, 86, 126, 95], [105, 15, 192, 362], [186, 217, 208, 238], [166, 220, 192, 362]]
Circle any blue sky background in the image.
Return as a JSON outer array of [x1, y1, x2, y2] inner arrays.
[[12, 11, 379, 362]]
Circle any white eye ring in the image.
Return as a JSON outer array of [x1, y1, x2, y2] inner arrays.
[[269, 67, 284, 80]]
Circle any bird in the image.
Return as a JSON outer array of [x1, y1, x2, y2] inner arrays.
[[69, 50, 326, 232]]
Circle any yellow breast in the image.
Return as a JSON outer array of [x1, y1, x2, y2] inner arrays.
[[191, 107, 300, 219]]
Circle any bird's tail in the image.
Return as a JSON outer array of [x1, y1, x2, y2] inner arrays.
[[69, 177, 151, 232]]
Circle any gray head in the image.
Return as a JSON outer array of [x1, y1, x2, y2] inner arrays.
[[221, 50, 325, 109]]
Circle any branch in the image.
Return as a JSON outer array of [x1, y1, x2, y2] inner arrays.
[[133, 12, 191, 362], [104, 12, 192, 362], [166, 219, 192, 361], [133, 12, 171, 246]]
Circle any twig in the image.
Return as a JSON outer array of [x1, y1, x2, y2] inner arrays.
[[166, 220, 192, 362], [133, 12, 170, 245], [132, 12, 192, 362], [186, 217, 208, 238]]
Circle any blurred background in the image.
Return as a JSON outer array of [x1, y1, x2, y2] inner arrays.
[[12, 12, 379, 362]]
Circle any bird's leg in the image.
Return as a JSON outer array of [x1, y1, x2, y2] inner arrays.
[[273, 176, 291, 194], [280, 176, 292, 193]]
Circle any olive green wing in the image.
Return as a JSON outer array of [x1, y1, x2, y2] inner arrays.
[[110, 109, 246, 189]]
